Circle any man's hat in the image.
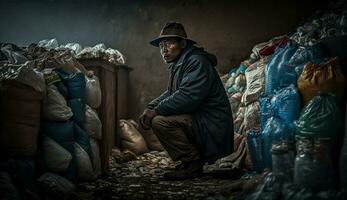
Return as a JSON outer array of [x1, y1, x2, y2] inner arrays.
[[150, 22, 197, 47]]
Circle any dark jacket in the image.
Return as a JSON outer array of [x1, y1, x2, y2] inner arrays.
[[148, 45, 233, 163]]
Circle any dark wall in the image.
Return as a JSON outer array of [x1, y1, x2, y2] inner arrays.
[[0, 0, 326, 120]]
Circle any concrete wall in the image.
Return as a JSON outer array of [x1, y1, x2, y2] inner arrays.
[[0, 0, 327, 120]]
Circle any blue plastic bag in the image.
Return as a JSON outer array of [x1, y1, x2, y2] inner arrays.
[[264, 41, 299, 95], [270, 85, 301, 125], [56, 69, 86, 100]]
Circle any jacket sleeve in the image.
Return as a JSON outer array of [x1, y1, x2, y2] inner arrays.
[[155, 56, 212, 115], [147, 90, 170, 109]]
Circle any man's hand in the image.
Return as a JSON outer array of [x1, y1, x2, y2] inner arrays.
[[139, 108, 158, 130]]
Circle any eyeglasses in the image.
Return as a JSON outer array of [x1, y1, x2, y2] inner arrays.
[[159, 40, 177, 49]]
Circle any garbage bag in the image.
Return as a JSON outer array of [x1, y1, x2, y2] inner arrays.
[[56, 69, 86, 100], [297, 57, 346, 105], [67, 98, 86, 129], [242, 57, 268, 106], [85, 105, 102, 140], [294, 94, 342, 138], [247, 133, 264, 172], [0, 81, 43, 156], [264, 41, 299, 95], [38, 38, 59, 49], [0, 62, 46, 92], [43, 84, 73, 121], [0, 172, 21, 200], [270, 85, 301, 125], [75, 143, 96, 181], [42, 121, 76, 181], [63, 43, 83, 55], [37, 172, 75, 200], [246, 172, 290, 200], [294, 137, 334, 191], [259, 95, 273, 131], [90, 138, 101, 176], [42, 135, 72, 173], [244, 101, 261, 133], [54, 50, 90, 75], [85, 75, 101, 108], [74, 123, 93, 161], [0, 43, 28, 65], [289, 43, 324, 76], [77, 43, 126, 65], [119, 119, 149, 154]]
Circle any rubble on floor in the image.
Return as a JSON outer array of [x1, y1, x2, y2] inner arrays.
[[75, 149, 254, 200]]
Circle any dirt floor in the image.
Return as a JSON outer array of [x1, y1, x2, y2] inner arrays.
[[75, 150, 258, 200]]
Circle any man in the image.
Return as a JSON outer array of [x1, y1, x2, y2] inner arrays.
[[139, 22, 233, 180]]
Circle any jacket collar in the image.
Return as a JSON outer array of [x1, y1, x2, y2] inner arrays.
[[169, 45, 195, 70]]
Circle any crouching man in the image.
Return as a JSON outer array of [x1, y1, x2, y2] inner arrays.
[[139, 22, 233, 180]]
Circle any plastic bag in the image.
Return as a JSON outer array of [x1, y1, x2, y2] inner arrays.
[[264, 41, 299, 95], [85, 75, 101, 108], [297, 57, 346, 105], [64, 43, 83, 55], [247, 133, 264, 172], [242, 57, 268, 106], [270, 85, 301, 125], [259, 95, 272, 131], [294, 94, 342, 138], [90, 138, 101, 176], [0, 62, 46, 92], [294, 137, 334, 191], [75, 143, 96, 181], [119, 119, 149, 154], [43, 84, 73, 121], [38, 38, 59, 49], [43, 135, 72, 173], [85, 105, 102, 140], [0, 43, 28, 64]]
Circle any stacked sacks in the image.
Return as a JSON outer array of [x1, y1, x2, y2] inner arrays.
[[0, 44, 46, 198]]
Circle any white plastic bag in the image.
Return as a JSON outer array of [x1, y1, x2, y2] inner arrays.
[[85, 75, 101, 108], [43, 135, 72, 173], [85, 105, 102, 140], [38, 38, 59, 49], [43, 85, 73, 121], [75, 143, 96, 181]]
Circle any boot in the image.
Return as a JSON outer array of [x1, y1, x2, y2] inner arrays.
[[164, 159, 205, 180]]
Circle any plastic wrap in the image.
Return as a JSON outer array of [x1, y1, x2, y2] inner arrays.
[[77, 43, 126, 65], [0, 62, 46, 92], [38, 38, 59, 49], [43, 84, 73, 121], [294, 94, 342, 138]]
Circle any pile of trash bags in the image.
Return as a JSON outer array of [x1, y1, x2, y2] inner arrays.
[[220, 2, 347, 199], [0, 38, 125, 199]]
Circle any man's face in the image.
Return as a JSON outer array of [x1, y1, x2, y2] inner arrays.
[[159, 38, 184, 63]]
